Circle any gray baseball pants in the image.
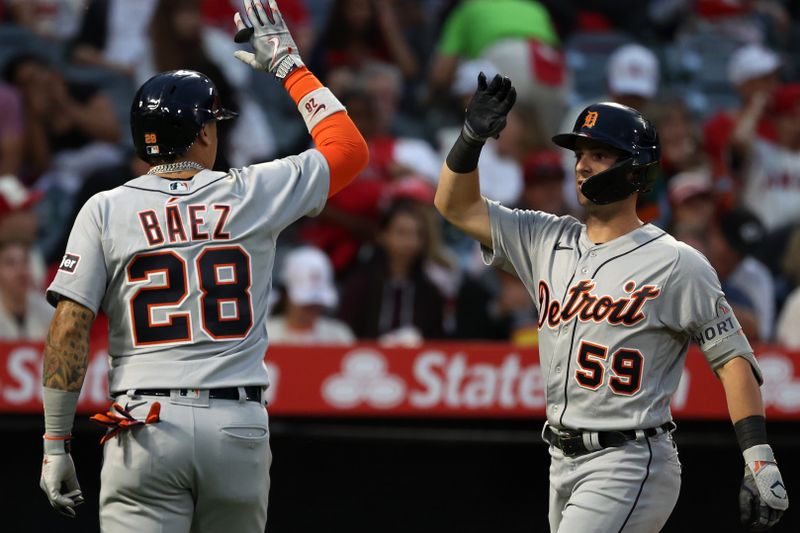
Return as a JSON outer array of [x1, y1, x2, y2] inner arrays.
[[98, 389, 272, 533], [545, 425, 681, 532]]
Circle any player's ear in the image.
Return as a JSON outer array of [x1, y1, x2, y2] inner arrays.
[[197, 121, 216, 146]]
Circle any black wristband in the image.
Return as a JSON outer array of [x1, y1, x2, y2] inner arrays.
[[445, 129, 485, 174], [734, 415, 768, 453]]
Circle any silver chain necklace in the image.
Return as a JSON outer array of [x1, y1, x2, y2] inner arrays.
[[147, 161, 206, 175]]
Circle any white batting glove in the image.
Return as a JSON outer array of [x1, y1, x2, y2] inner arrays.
[[40, 438, 84, 518], [233, 0, 304, 80], [739, 444, 789, 531]]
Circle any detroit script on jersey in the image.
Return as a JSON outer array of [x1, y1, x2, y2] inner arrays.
[[538, 279, 660, 328]]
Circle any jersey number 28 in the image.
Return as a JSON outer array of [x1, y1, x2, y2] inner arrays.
[[574, 340, 643, 395], [127, 246, 253, 346]]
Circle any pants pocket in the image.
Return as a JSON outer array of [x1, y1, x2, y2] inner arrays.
[[220, 424, 269, 442]]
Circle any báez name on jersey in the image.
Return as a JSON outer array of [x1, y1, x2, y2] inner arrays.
[[537, 279, 660, 329], [137, 204, 232, 246]]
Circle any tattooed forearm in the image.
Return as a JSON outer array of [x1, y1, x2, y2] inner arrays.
[[42, 299, 95, 392]]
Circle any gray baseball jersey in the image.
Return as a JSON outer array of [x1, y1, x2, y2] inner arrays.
[[481, 200, 763, 431], [47, 149, 330, 393]]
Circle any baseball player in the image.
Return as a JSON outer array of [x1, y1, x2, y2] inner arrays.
[[434, 73, 789, 532], [38, 1, 368, 531]]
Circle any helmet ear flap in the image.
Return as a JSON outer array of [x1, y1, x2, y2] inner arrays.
[[632, 162, 659, 194], [580, 157, 637, 205]]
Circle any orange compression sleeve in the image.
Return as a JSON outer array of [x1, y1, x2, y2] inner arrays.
[[284, 68, 369, 197]]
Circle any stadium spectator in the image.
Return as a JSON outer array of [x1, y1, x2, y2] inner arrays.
[[267, 246, 355, 345], [309, 0, 419, 81], [687, 0, 791, 43], [560, 44, 661, 216], [454, 267, 538, 345], [667, 168, 717, 234], [539, 0, 655, 40], [4, 0, 85, 42], [557, 43, 661, 151], [0, 240, 52, 341], [517, 149, 569, 216], [3, 53, 123, 261], [702, 44, 781, 189], [707, 208, 776, 342], [429, 0, 567, 136], [729, 82, 800, 232], [338, 200, 445, 341], [776, 228, 800, 348], [0, 175, 46, 289], [357, 61, 428, 140], [776, 288, 800, 348], [297, 83, 439, 276], [0, 83, 23, 178], [643, 96, 708, 226], [70, 0, 159, 78], [3, 52, 122, 183], [137, 0, 276, 169]]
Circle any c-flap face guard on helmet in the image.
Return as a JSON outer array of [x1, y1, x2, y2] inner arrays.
[[551, 102, 660, 205]]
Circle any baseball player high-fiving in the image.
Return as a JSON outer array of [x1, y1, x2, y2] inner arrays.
[[435, 74, 789, 531], [39, 1, 368, 531]]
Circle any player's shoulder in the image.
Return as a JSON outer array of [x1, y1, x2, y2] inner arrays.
[[238, 149, 328, 178], [661, 234, 715, 274]]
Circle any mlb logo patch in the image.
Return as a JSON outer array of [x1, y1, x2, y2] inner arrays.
[[58, 253, 80, 274], [169, 181, 189, 192], [146, 146, 160, 155]]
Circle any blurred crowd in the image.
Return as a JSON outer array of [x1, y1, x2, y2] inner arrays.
[[0, 0, 799, 349]]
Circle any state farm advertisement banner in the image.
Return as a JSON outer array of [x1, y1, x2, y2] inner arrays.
[[1, 341, 800, 419]]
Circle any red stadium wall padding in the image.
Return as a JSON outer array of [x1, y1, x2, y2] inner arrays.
[[2, 341, 799, 419]]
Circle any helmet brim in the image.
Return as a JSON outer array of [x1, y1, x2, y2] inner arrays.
[[551, 132, 582, 150], [214, 107, 238, 121], [551, 131, 632, 155]]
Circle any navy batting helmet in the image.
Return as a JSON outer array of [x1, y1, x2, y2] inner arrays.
[[130, 70, 237, 163], [552, 102, 659, 205]]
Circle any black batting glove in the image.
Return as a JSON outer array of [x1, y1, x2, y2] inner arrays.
[[462, 72, 517, 143]]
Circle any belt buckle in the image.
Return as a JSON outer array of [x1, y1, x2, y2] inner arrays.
[[559, 435, 585, 457]]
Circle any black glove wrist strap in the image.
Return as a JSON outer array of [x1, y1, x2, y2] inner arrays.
[[734, 415, 768, 453], [445, 127, 485, 174]]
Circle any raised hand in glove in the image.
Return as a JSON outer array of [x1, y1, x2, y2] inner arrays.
[[463, 72, 517, 143], [233, 0, 304, 80], [40, 437, 84, 518], [740, 444, 789, 531]]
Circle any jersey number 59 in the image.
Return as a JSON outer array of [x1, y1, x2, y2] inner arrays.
[[126, 246, 253, 346], [574, 340, 643, 395]]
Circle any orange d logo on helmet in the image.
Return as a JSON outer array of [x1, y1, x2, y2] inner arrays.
[[583, 111, 599, 128]]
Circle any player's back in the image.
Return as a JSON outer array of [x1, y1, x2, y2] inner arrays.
[[48, 151, 330, 392]]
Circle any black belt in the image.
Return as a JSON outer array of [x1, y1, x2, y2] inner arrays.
[[113, 386, 262, 403], [544, 422, 675, 458]]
